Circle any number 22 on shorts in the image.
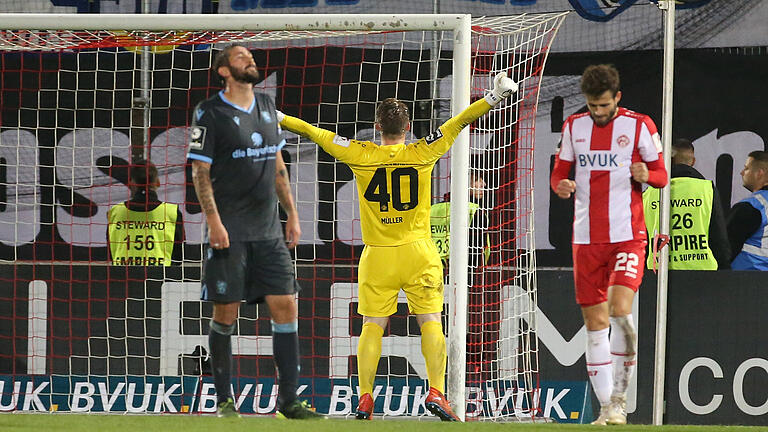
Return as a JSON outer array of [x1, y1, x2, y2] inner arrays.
[[614, 252, 639, 278]]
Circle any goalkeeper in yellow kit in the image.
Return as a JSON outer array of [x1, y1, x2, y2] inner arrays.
[[278, 72, 518, 421]]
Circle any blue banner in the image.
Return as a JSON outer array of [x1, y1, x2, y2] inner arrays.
[[0, 375, 589, 422]]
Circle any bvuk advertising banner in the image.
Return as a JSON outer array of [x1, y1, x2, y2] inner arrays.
[[0, 375, 589, 421]]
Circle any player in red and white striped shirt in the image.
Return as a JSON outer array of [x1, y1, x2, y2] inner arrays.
[[550, 65, 668, 425]]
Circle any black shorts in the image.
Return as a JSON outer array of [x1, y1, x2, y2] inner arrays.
[[201, 238, 300, 304]]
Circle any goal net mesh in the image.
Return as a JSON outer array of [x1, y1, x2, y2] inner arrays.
[[0, 13, 566, 419]]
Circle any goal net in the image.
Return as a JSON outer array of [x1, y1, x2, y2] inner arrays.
[[0, 13, 566, 420]]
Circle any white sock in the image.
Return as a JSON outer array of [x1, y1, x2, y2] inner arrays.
[[586, 327, 612, 406], [610, 314, 637, 397]]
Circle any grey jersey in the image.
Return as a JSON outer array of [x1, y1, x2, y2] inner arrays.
[[188, 91, 284, 242]]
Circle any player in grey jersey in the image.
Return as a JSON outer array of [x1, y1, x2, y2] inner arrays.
[[188, 43, 323, 419]]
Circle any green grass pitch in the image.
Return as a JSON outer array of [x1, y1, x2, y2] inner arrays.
[[0, 415, 761, 432]]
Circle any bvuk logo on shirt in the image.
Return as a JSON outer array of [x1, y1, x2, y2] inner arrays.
[[578, 152, 619, 168]]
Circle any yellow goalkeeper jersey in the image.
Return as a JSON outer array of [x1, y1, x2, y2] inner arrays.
[[280, 98, 492, 246]]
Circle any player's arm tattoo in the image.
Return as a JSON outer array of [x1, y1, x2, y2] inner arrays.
[[191, 161, 219, 217], [275, 152, 297, 215]]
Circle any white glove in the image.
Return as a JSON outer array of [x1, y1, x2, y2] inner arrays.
[[275, 109, 285, 123], [484, 71, 519, 106]]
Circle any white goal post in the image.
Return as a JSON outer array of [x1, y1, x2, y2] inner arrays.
[[0, 12, 566, 420]]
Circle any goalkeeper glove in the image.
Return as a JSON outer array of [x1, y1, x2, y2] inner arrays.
[[484, 71, 519, 106]]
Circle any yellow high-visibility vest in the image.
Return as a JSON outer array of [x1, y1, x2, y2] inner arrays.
[[108, 202, 178, 266], [643, 177, 717, 270], [430, 201, 490, 264]]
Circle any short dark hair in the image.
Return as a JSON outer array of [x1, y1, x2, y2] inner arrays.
[[671, 138, 695, 166], [130, 159, 159, 190], [580, 64, 620, 98], [376, 98, 410, 137], [672, 138, 694, 152], [748, 150, 768, 171]]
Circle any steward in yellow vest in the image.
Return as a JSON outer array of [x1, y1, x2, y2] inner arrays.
[[642, 143, 730, 270], [430, 174, 491, 268], [107, 160, 184, 266]]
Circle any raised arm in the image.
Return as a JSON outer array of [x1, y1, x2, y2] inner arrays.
[[420, 72, 519, 159], [275, 150, 301, 248], [191, 160, 229, 249], [445, 72, 518, 136], [436, 98, 494, 146], [276, 111, 348, 158]]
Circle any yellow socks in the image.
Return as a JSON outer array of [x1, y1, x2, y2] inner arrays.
[[358, 320, 446, 395], [420, 320, 446, 393], [357, 321, 384, 396]]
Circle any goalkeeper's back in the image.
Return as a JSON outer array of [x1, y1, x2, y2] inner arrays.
[[331, 133, 452, 247], [280, 97, 494, 246]]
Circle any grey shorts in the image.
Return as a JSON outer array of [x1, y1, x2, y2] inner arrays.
[[201, 238, 300, 304]]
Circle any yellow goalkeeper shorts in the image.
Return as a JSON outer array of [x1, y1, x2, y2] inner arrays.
[[357, 239, 445, 317]]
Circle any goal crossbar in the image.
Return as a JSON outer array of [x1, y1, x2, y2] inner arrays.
[[0, 13, 566, 52], [0, 13, 468, 32]]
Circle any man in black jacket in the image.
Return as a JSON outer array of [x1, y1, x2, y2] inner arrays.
[[726, 150, 768, 270]]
